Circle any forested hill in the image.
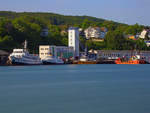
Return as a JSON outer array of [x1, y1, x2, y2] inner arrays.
[[0, 11, 121, 26], [0, 11, 148, 53]]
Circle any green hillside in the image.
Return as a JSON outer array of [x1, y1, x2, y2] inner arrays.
[[0, 11, 148, 53]]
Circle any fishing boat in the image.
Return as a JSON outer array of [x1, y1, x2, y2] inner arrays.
[[9, 40, 42, 65], [115, 55, 145, 64]]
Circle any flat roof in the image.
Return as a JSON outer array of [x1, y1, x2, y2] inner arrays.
[[68, 27, 79, 30]]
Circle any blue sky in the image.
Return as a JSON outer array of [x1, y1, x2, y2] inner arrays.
[[0, 0, 150, 25]]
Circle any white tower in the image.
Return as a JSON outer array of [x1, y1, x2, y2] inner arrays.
[[68, 27, 79, 57]]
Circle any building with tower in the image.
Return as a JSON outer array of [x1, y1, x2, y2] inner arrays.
[[68, 27, 79, 57]]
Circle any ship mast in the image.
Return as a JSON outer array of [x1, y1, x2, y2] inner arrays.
[[24, 40, 27, 51]]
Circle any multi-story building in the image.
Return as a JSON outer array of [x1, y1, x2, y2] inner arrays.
[[68, 27, 79, 57], [39, 45, 74, 60], [84, 27, 101, 39], [84, 27, 107, 39]]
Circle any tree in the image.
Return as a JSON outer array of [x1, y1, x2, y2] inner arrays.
[[82, 19, 92, 29]]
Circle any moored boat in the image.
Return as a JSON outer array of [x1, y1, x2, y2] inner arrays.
[[115, 55, 146, 64], [42, 56, 64, 65], [9, 40, 42, 65]]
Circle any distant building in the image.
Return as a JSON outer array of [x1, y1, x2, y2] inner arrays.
[[68, 27, 79, 57], [40, 28, 49, 37], [60, 30, 67, 36], [78, 28, 85, 37], [100, 27, 108, 32], [139, 29, 148, 39], [84, 27, 101, 39], [84, 27, 107, 39], [0, 50, 9, 65], [127, 35, 137, 40], [39, 45, 74, 60], [144, 41, 150, 47]]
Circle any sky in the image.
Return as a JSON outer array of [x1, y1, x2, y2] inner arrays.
[[0, 0, 150, 26]]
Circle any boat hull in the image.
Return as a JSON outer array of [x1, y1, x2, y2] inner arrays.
[[42, 61, 64, 65], [9, 56, 42, 65], [73, 61, 98, 64], [115, 59, 146, 64]]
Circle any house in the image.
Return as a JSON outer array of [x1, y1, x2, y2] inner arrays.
[[128, 35, 137, 40], [145, 41, 150, 47], [40, 28, 49, 37], [79, 28, 85, 37], [139, 29, 148, 39], [60, 30, 67, 36], [84, 27, 101, 39], [84, 27, 107, 39]]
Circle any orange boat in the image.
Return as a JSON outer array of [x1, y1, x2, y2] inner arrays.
[[115, 55, 146, 64]]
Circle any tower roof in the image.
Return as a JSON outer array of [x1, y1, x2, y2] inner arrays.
[[68, 27, 79, 30]]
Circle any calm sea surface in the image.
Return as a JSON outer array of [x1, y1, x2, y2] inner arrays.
[[0, 64, 150, 113]]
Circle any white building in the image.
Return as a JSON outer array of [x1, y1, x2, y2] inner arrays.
[[39, 45, 74, 60], [145, 41, 150, 47], [84, 27, 107, 39], [139, 29, 147, 39], [68, 27, 79, 57], [84, 27, 101, 39]]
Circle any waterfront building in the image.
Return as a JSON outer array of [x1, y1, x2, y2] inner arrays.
[[96, 50, 150, 63], [39, 45, 74, 60], [0, 50, 9, 65], [68, 27, 79, 57]]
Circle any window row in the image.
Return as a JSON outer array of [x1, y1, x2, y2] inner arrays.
[[41, 48, 49, 50]]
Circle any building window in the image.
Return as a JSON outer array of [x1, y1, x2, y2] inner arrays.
[[45, 48, 49, 50], [41, 48, 44, 50]]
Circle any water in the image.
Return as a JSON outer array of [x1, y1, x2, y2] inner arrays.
[[0, 64, 150, 113]]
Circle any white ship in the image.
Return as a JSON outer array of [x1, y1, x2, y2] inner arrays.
[[42, 56, 64, 65], [9, 40, 42, 65]]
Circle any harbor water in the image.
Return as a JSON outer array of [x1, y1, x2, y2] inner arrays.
[[0, 64, 150, 113]]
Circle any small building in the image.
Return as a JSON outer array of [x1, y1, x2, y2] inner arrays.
[[84, 27, 101, 39], [0, 50, 9, 65], [139, 29, 148, 39], [39, 45, 74, 60], [40, 28, 49, 37], [145, 41, 150, 47], [60, 30, 67, 36], [84, 27, 107, 39], [68, 27, 80, 57], [129, 35, 136, 40]]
